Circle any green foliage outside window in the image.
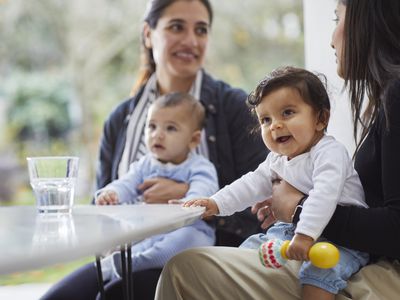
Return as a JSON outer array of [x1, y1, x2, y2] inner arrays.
[[6, 74, 72, 144]]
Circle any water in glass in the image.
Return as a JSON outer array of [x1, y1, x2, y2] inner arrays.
[[31, 177, 76, 213]]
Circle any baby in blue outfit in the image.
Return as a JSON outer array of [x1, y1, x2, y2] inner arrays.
[[96, 92, 218, 280]]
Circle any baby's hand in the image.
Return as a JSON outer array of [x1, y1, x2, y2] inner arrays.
[[95, 190, 119, 205], [183, 198, 219, 217], [285, 233, 314, 261], [168, 199, 184, 204]]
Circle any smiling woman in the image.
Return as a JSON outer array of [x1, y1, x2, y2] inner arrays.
[[141, 0, 210, 87], [96, 0, 266, 246], [40, 0, 267, 299]]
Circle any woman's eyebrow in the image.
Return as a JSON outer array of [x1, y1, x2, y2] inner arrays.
[[196, 21, 210, 27], [167, 18, 185, 24], [167, 19, 209, 27]]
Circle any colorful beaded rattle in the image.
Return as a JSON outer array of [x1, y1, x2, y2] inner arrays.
[[259, 239, 340, 269]]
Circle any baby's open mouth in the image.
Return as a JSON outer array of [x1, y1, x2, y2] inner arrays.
[[154, 144, 165, 149], [276, 136, 290, 143]]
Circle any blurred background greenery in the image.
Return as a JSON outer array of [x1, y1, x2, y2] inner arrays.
[[0, 0, 304, 286]]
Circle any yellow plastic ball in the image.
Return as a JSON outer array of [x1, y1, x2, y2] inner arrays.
[[309, 242, 340, 269]]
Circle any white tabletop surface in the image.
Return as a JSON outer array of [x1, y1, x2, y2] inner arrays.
[[0, 204, 204, 275]]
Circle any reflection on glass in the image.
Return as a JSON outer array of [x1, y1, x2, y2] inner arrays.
[[32, 213, 77, 250]]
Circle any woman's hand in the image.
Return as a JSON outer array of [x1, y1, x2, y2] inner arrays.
[[138, 177, 189, 203], [251, 199, 276, 229], [252, 179, 304, 227], [270, 179, 304, 223]]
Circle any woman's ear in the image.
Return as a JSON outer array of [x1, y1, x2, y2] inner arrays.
[[316, 109, 330, 131], [143, 22, 152, 49], [189, 130, 202, 150]]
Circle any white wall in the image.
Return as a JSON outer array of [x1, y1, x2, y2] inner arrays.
[[303, 0, 355, 154], [0, 97, 7, 149]]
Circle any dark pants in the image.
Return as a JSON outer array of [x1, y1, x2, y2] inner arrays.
[[40, 263, 162, 300], [39, 230, 246, 300]]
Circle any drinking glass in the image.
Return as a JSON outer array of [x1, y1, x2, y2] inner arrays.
[[27, 156, 79, 213]]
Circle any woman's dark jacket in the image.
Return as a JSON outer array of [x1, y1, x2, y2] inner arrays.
[[96, 71, 268, 246]]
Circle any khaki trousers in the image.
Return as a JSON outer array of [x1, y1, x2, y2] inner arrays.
[[155, 247, 400, 300]]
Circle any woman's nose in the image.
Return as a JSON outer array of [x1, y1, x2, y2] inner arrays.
[[331, 29, 336, 49], [182, 29, 198, 46]]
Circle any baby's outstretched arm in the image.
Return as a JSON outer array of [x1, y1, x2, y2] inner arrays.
[[95, 190, 119, 205], [184, 198, 219, 217]]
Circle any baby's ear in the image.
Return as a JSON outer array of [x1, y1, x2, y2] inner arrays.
[[316, 109, 330, 131], [189, 130, 202, 149]]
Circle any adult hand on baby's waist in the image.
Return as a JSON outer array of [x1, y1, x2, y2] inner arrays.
[[270, 179, 305, 223], [138, 177, 189, 203], [251, 198, 276, 229], [252, 179, 306, 228]]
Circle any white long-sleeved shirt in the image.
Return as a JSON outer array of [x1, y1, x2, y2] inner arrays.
[[213, 135, 367, 240]]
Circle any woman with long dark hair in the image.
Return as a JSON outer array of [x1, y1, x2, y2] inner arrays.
[[156, 0, 400, 298], [41, 1, 266, 299]]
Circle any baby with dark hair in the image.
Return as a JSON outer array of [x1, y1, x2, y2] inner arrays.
[[186, 67, 369, 299]]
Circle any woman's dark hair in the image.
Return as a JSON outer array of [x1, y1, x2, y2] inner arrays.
[[247, 66, 331, 130], [131, 0, 213, 95], [340, 0, 400, 151]]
